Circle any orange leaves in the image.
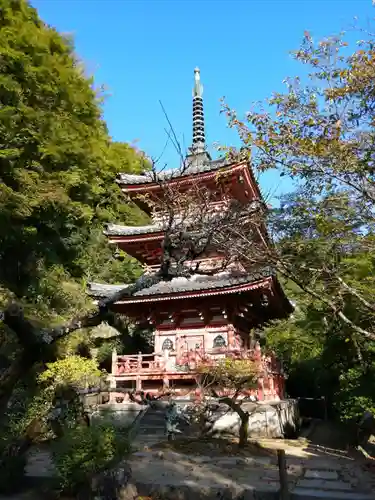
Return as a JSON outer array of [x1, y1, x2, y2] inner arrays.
[[197, 357, 259, 391]]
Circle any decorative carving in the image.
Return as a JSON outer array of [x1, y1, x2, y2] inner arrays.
[[162, 338, 174, 351], [213, 335, 226, 348], [175, 363, 190, 372]]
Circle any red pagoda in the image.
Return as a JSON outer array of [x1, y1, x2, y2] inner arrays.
[[88, 68, 292, 401]]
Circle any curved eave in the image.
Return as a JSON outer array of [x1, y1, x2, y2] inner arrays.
[[88, 275, 292, 317], [117, 161, 251, 193], [114, 277, 273, 304], [104, 223, 163, 238], [87, 282, 129, 299], [107, 232, 164, 244]]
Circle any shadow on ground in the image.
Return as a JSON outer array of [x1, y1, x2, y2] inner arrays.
[[127, 422, 375, 499], [3, 421, 375, 499]]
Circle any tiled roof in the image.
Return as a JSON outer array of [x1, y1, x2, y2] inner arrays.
[[88, 283, 128, 299], [104, 212, 222, 237], [105, 223, 163, 237], [117, 155, 232, 186], [87, 267, 274, 301]]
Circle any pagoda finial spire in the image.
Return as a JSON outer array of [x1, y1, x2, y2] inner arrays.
[[190, 67, 206, 154], [193, 67, 203, 98]]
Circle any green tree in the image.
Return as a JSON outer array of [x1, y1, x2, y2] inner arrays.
[[218, 28, 375, 423], [0, 0, 149, 467], [222, 30, 375, 342], [0, 0, 148, 306]]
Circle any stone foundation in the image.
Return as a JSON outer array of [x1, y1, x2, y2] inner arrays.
[[199, 399, 300, 439], [90, 402, 146, 428], [91, 399, 299, 440]]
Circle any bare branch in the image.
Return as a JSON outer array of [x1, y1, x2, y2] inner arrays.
[[337, 276, 375, 313]]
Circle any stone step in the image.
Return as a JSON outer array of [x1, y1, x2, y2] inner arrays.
[[139, 420, 165, 426], [292, 489, 374, 500], [304, 470, 339, 480], [139, 417, 165, 424], [141, 415, 165, 423], [138, 426, 165, 433], [291, 466, 374, 500], [297, 479, 352, 491], [139, 421, 165, 428]]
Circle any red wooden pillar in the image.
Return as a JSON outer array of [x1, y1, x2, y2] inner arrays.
[[227, 325, 235, 349], [257, 377, 264, 401]]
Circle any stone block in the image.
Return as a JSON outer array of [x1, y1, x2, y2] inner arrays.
[[298, 479, 352, 490], [292, 488, 374, 499], [304, 470, 338, 480], [303, 460, 342, 471]]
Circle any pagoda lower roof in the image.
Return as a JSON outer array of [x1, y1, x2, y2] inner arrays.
[[87, 267, 275, 303], [105, 222, 162, 237], [118, 155, 232, 186]]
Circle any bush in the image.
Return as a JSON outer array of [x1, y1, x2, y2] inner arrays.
[[51, 423, 130, 495], [38, 356, 102, 390], [335, 365, 375, 423]]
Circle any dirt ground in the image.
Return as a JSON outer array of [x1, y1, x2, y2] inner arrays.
[[149, 420, 349, 459], [2, 421, 375, 499]]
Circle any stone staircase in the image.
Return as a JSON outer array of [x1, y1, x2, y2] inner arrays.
[[134, 404, 167, 449], [291, 459, 374, 499], [134, 401, 192, 449]]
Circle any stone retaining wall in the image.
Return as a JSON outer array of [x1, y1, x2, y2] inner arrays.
[[90, 402, 146, 428], [91, 399, 299, 440], [200, 399, 300, 438]]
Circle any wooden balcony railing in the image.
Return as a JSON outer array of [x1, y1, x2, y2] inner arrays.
[[115, 354, 164, 375], [112, 348, 281, 376]]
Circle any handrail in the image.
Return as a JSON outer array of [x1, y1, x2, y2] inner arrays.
[[116, 348, 258, 360], [128, 404, 149, 443], [114, 348, 281, 376]]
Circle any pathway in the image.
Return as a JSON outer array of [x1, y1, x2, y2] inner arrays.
[[134, 404, 166, 449], [127, 446, 375, 500], [2, 420, 375, 499], [130, 419, 375, 499]]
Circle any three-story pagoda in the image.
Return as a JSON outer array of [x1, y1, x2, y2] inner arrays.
[[88, 68, 292, 401]]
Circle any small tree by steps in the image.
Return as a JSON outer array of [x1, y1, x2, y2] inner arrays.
[[196, 357, 259, 448]]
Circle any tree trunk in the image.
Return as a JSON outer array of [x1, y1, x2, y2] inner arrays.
[[0, 272, 169, 415], [239, 412, 249, 448], [214, 395, 250, 448], [0, 417, 43, 474]]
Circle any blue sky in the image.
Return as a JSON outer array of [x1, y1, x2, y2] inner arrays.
[[31, 0, 374, 202]]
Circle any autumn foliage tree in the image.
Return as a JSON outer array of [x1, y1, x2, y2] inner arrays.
[[218, 29, 375, 421], [196, 358, 259, 447], [220, 31, 375, 342]]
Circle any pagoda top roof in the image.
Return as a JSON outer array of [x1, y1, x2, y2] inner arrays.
[[117, 155, 236, 187], [87, 267, 274, 302]]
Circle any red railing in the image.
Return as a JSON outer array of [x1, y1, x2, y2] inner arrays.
[[115, 354, 163, 375], [114, 348, 281, 376]]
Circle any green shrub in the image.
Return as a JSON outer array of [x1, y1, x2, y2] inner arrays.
[[38, 355, 102, 390], [335, 365, 375, 423], [51, 423, 130, 494]]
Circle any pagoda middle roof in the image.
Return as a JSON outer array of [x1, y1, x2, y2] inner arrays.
[[105, 210, 228, 237], [105, 222, 162, 237], [87, 267, 275, 303], [118, 156, 234, 186]]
